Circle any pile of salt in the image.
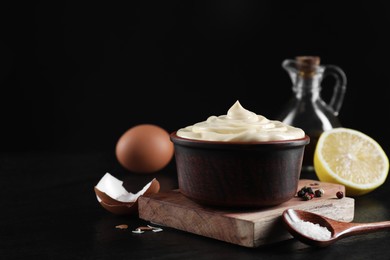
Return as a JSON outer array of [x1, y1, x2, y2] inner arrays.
[[290, 219, 332, 241]]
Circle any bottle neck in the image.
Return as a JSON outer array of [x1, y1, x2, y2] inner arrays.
[[293, 74, 322, 99]]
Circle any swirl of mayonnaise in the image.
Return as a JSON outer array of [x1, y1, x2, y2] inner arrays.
[[176, 100, 305, 141]]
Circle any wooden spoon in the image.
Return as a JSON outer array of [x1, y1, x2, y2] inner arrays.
[[282, 208, 390, 247]]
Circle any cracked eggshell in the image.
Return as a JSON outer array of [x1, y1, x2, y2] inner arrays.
[[94, 172, 160, 215]]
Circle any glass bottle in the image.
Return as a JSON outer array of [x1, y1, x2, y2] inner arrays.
[[276, 56, 347, 172]]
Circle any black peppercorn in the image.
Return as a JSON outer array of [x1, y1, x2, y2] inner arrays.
[[303, 193, 312, 200], [315, 188, 324, 197], [306, 187, 314, 195], [336, 191, 344, 199], [297, 189, 306, 197]]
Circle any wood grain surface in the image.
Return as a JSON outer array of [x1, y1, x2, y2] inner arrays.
[[138, 179, 355, 247]]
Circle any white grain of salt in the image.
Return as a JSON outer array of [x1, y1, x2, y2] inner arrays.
[[290, 219, 332, 241]]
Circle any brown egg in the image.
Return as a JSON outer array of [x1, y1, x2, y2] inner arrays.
[[115, 124, 174, 173]]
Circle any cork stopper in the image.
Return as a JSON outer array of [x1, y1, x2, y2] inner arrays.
[[295, 56, 320, 75]]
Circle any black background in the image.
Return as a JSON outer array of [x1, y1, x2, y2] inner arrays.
[[1, 0, 390, 155]]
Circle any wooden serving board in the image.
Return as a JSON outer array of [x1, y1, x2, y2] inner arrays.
[[138, 179, 355, 248]]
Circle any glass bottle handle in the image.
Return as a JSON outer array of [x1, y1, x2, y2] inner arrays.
[[323, 65, 347, 116]]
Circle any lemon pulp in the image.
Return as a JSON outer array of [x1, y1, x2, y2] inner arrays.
[[314, 128, 389, 196]]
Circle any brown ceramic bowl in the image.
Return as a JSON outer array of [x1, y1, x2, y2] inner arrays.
[[170, 131, 310, 208]]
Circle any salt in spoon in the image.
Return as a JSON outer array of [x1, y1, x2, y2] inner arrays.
[[282, 208, 390, 247]]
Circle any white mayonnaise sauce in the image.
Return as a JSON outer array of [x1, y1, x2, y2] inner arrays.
[[176, 100, 305, 141]]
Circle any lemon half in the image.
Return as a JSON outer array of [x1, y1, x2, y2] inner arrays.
[[314, 127, 389, 196]]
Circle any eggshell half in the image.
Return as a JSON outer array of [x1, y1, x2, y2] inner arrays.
[[94, 172, 160, 215]]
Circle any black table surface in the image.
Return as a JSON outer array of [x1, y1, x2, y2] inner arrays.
[[1, 151, 390, 260]]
